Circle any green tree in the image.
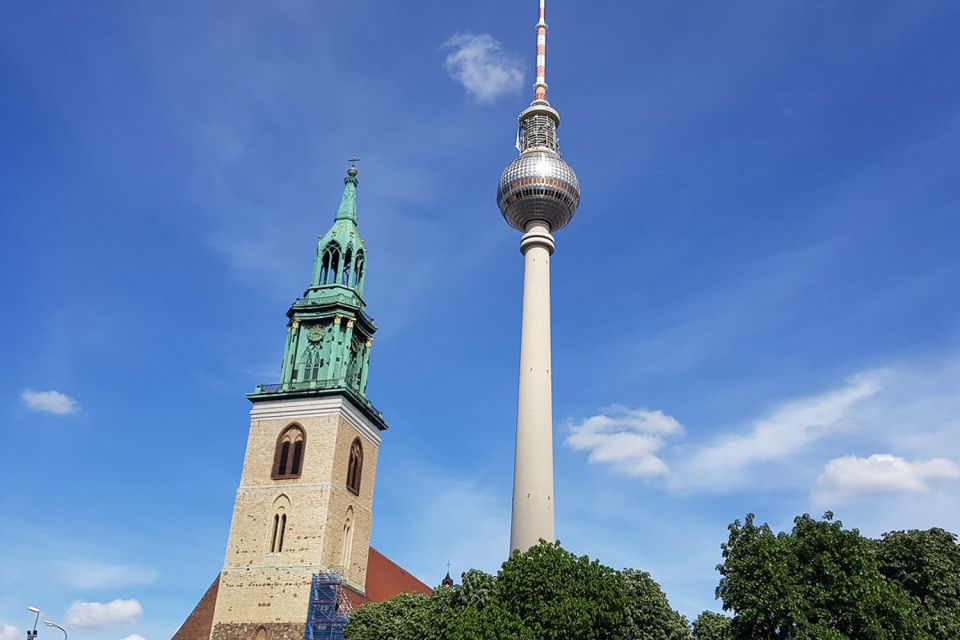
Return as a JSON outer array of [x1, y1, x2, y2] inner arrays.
[[496, 541, 629, 640], [716, 513, 923, 639], [619, 569, 690, 640], [876, 528, 960, 639], [691, 611, 731, 640], [345, 591, 432, 640], [345, 541, 690, 640]]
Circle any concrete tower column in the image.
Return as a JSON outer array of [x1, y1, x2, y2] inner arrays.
[[498, 0, 580, 556], [511, 221, 557, 552]]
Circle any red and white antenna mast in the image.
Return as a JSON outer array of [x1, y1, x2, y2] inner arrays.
[[534, 0, 549, 103]]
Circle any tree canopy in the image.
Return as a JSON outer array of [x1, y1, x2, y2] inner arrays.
[[345, 516, 960, 639], [691, 611, 731, 640], [344, 541, 689, 640], [875, 528, 960, 639], [715, 512, 942, 639]]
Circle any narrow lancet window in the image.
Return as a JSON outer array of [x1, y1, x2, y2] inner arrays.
[[271, 513, 280, 552], [341, 247, 353, 285], [346, 438, 363, 495], [340, 507, 354, 569], [291, 440, 303, 475]]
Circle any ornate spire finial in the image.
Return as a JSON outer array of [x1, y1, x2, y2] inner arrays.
[[336, 160, 359, 222], [441, 560, 454, 588], [534, 0, 548, 103]]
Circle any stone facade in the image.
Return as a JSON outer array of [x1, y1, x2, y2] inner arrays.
[[208, 395, 382, 640], [210, 623, 303, 640]]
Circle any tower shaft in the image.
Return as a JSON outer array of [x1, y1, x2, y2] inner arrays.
[[511, 223, 557, 552], [499, 0, 579, 554]]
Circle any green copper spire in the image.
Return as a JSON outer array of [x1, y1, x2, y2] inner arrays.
[[249, 162, 385, 430], [307, 163, 367, 298], [335, 165, 359, 223]]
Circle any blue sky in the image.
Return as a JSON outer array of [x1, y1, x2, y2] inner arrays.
[[2, 0, 960, 637]]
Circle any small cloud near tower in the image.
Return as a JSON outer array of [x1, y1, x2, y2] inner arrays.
[[442, 33, 524, 102]]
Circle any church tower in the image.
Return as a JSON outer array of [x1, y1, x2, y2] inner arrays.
[[208, 163, 389, 640]]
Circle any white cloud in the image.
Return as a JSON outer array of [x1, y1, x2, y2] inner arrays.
[[21, 389, 79, 415], [443, 33, 524, 102], [565, 405, 684, 477], [0, 623, 20, 640], [65, 599, 143, 630], [814, 454, 960, 505], [675, 372, 883, 490], [123, 634, 146, 640], [58, 561, 158, 589]]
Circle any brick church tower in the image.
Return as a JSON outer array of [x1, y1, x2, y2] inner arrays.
[[175, 163, 429, 640]]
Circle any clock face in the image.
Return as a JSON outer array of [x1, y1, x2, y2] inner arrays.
[[307, 325, 325, 343]]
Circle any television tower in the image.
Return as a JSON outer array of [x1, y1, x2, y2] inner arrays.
[[497, 0, 581, 553]]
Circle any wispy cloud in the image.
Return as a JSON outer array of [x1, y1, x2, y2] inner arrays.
[[57, 561, 158, 590], [122, 634, 146, 640], [21, 389, 79, 416], [564, 406, 684, 477], [814, 454, 960, 506], [443, 33, 524, 102], [0, 623, 20, 640], [675, 372, 883, 491], [65, 599, 142, 630]]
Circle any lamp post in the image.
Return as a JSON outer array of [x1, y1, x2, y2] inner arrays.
[[26, 607, 40, 640], [43, 622, 66, 640]]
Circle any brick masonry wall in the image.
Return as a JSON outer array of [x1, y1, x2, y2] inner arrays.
[[209, 397, 380, 633], [210, 622, 304, 640]]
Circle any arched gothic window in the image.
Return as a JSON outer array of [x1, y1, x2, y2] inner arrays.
[[321, 242, 341, 285], [302, 344, 322, 381], [346, 438, 363, 495], [252, 627, 269, 640], [273, 425, 306, 479]]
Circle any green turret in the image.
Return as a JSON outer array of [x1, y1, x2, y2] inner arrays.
[[249, 163, 385, 429]]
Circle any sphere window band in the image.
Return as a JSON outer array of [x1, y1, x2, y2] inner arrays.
[[497, 151, 581, 232]]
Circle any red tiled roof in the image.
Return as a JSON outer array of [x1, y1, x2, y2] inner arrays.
[[344, 547, 432, 608], [172, 574, 220, 640]]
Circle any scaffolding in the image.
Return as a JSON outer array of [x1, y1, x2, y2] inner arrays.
[[304, 572, 353, 640]]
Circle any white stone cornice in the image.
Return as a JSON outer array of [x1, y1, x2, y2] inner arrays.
[[250, 395, 382, 446]]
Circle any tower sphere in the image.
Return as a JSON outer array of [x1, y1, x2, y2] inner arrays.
[[497, 150, 580, 232]]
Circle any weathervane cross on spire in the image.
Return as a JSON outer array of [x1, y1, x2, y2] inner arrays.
[[349, 155, 360, 167]]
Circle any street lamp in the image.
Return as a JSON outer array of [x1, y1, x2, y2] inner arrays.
[[43, 622, 66, 640], [26, 607, 40, 640]]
